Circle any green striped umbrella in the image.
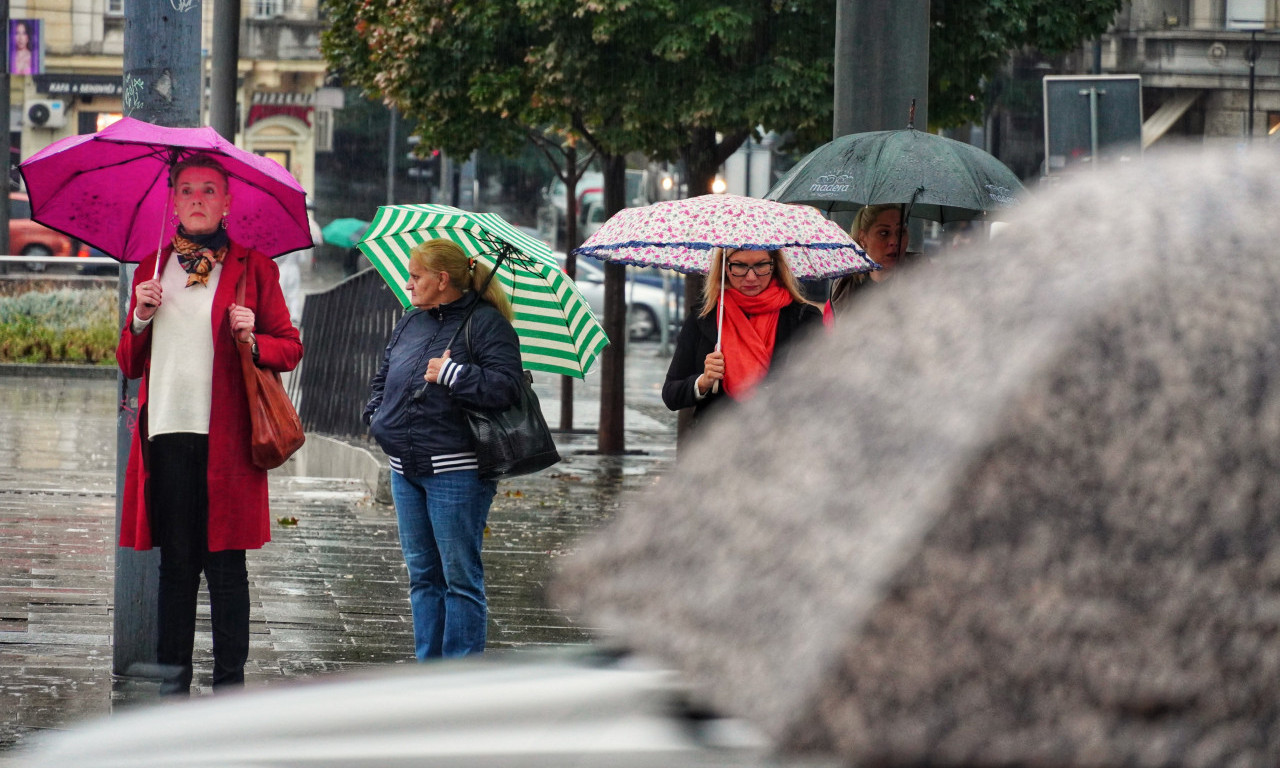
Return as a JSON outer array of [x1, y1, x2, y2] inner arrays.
[[358, 203, 609, 378]]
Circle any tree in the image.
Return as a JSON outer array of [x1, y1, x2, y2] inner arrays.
[[930, 0, 1123, 128], [517, 0, 837, 451], [322, 0, 838, 454], [323, 1, 603, 433]]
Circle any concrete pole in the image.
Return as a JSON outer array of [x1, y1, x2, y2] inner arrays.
[[0, 0, 10, 258], [209, 0, 241, 142], [115, 0, 202, 676], [386, 105, 397, 204], [834, 0, 930, 137], [833, 0, 930, 241]]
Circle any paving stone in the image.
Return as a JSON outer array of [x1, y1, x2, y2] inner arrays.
[[0, 357, 677, 758]]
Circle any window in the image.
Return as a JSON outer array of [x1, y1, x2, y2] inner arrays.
[[106, 0, 124, 15], [252, 0, 283, 18], [256, 149, 291, 170], [314, 108, 333, 152]]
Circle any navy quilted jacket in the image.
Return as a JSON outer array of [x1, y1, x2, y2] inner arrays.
[[364, 292, 523, 476]]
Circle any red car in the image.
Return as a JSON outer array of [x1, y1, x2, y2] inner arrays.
[[10, 191, 74, 270]]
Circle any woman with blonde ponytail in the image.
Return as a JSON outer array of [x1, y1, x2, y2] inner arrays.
[[363, 238, 523, 659]]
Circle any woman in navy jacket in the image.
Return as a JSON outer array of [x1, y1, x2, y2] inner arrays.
[[364, 238, 523, 659]]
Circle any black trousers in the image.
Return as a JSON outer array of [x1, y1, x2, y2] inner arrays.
[[150, 433, 249, 695]]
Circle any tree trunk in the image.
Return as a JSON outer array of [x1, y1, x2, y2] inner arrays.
[[597, 153, 628, 455], [559, 145, 582, 432]]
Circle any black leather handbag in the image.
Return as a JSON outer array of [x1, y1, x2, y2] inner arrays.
[[460, 316, 561, 480]]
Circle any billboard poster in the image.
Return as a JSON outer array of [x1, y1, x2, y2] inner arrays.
[[10, 19, 43, 76]]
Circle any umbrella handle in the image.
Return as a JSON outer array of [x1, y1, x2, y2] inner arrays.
[[151, 192, 174, 282], [713, 248, 725, 394]]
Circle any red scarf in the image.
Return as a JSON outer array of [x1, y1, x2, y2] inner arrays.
[[718, 282, 793, 400]]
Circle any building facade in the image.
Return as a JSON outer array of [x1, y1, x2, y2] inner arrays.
[[1100, 0, 1280, 147], [10, 0, 330, 197]]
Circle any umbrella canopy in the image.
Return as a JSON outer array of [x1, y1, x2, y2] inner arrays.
[[358, 204, 608, 379], [553, 150, 1280, 764], [19, 117, 312, 262], [321, 217, 370, 248], [573, 194, 878, 280], [765, 127, 1024, 223]]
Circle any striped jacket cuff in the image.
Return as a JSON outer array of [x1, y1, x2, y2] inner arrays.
[[438, 357, 464, 388]]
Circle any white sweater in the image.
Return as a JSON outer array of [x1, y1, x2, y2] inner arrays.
[[132, 257, 220, 437]]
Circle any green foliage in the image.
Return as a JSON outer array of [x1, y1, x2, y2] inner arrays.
[[321, 0, 835, 171], [0, 288, 118, 365], [930, 0, 1123, 128], [320, 0, 1120, 177]]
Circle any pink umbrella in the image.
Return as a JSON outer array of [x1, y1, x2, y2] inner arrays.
[[19, 117, 311, 271]]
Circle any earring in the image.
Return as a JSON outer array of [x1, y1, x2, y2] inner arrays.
[[220, 213, 228, 230], [170, 212, 180, 227]]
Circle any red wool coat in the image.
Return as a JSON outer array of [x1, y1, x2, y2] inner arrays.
[[117, 241, 303, 552]]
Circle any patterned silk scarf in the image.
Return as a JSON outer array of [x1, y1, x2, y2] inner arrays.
[[172, 228, 230, 287]]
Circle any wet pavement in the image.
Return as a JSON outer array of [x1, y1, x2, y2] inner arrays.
[[0, 340, 678, 761]]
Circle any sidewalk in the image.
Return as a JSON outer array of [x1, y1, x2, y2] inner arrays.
[[0, 344, 677, 761]]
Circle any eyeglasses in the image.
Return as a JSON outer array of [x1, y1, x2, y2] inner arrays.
[[726, 260, 775, 277]]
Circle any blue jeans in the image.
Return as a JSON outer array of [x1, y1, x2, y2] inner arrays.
[[390, 470, 497, 659]]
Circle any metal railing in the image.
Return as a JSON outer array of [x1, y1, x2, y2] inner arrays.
[[0, 254, 120, 272], [0, 257, 405, 439], [294, 269, 402, 438]]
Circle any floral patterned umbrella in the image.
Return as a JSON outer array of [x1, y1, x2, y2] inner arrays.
[[572, 193, 877, 279]]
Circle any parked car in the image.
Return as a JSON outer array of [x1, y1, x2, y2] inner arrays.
[[10, 191, 74, 270], [581, 196, 608, 240], [562, 254, 682, 342], [72, 242, 119, 275], [537, 170, 644, 250]]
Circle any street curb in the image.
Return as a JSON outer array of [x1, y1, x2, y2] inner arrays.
[[0, 363, 117, 379], [283, 434, 392, 504], [0, 364, 394, 502]]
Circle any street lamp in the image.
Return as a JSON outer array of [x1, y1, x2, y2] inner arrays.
[[1246, 30, 1261, 139]]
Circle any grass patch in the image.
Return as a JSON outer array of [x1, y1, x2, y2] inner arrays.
[[0, 287, 119, 365]]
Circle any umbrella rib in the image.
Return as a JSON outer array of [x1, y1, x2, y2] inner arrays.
[[125, 161, 171, 261]]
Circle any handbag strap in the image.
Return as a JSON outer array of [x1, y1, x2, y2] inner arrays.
[[233, 268, 246, 343], [440, 246, 509, 352], [232, 263, 256, 363]]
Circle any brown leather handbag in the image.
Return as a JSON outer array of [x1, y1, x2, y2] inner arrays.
[[235, 269, 304, 470]]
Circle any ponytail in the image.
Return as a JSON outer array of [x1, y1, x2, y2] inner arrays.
[[409, 239, 514, 321], [470, 260, 514, 322]]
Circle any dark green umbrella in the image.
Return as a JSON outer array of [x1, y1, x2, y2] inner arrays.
[[765, 127, 1025, 223]]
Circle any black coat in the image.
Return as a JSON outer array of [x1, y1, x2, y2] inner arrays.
[[364, 292, 523, 476], [662, 300, 823, 431]]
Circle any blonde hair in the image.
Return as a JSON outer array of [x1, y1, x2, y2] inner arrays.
[[170, 153, 230, 191], [699, 247, 813, 318], [409, 238, 514, 321], [851, 204, 903, 246]]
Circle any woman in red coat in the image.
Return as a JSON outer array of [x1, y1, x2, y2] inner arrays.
[[117, 153, 302, 695]]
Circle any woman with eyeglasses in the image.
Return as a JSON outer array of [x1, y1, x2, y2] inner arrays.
[[662, 248, 821, 435]]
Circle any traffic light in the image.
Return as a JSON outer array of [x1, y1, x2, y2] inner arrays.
[[406, 136, 441, 187]]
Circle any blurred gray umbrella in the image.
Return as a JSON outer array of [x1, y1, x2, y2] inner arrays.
[[764, 126, 1024, 222], [554, 148, 1280, 766]]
